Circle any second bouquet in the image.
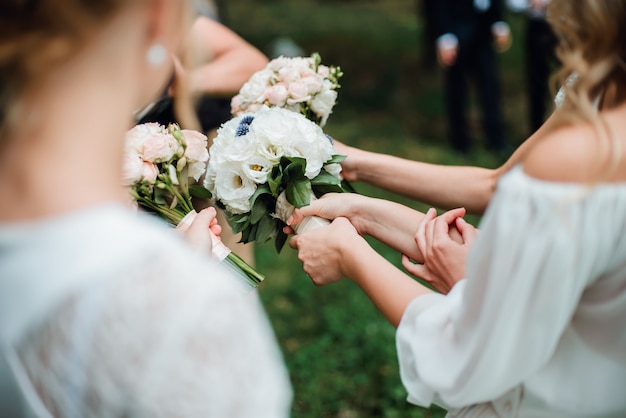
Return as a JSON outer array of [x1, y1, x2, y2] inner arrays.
[[122, 122, 264, 288], [204, 106, 352, 252]]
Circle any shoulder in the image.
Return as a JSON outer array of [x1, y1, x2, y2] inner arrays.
[[521, 120, 600, 183]]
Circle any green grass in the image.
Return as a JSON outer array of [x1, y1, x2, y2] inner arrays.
[[222, 1, 537, 416]]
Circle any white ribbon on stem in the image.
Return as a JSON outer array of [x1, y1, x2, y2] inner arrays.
[[274, 192, 330, 234], [176, 210, 232, 261]]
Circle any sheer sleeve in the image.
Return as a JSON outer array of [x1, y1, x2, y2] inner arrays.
[[396, 167, 626, 409], [16, 245, 292, 418]]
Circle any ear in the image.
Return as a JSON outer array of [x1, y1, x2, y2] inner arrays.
[[143, 0, 187, 52]]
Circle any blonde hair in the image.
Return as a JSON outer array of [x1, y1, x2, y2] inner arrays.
[[547, 0, 626, 178]]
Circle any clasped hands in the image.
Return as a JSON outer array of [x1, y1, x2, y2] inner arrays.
[[285, 194, 477, 294], [402, 207, 477, 294]]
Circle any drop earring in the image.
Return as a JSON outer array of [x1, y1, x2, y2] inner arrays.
[[146, 43, 167, 67]]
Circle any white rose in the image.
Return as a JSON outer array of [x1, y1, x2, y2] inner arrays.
[[310, 84, 338, 127], [238, 69, 272, 103]]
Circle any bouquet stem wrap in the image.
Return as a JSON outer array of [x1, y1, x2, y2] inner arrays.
[[177, 210, 264, 288], [275, 192, 329, 234]]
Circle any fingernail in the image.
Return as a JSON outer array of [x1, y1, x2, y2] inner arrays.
[[286, 216, 293, 225]]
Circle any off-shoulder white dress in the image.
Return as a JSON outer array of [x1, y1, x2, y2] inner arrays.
[[396, 165, 626, 417], [0, 205, 292, 417]]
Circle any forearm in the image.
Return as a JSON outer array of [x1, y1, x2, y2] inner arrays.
[[353, 151, 497, 215], [343, 240, 433, 327], [352, 196, 427, 261], [189, 50, 268, 97]]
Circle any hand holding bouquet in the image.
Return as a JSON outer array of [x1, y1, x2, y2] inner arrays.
[[122, 122, 264, 287], [230, 52, 342, 127], [204, 106, 352, 253]]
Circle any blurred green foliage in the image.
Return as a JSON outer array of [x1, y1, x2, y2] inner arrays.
[[222, 1, 539, 416]]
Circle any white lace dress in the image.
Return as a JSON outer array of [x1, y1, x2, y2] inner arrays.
[[396, 166, 626, 417], [0, 204, 292, 417]]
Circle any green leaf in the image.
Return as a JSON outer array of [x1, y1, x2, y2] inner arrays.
[[189, 185, 212, 199], [311, 170, 342, 186], [268, 165, 283, 196], [153, 187, 168, 206], [255, 214, 277, 244], [275, 229, 288, 253], [325, 154, 347, 164], [313, 183, 344, 197], [250, 196, 268, 224], [286, 180, 312, 208], [283, 157, 307, 182]]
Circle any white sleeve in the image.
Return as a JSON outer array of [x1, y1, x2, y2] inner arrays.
[[396, 175, 606, 408], [17, 250, 292, 418]]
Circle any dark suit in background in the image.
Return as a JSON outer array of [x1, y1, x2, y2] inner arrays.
[[430, 0, 507, 154]]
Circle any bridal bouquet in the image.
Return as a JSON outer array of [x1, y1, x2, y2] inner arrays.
[[122, 122, 264, 287], [230, 52, 342, 127], [204, 106, 351, 252]]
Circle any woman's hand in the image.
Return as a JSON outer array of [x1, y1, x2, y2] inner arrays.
[[285, 193, 371, 235], [402, 208, 477, 294], [176, 207, 222, 256], [288, 217, 364, 286]]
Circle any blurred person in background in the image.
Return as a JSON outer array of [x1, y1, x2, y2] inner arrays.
[[508, 0, 558, 134], [429, 0, 512, 157], [138, 5, 268, 265], [0, 0, 291, 416]]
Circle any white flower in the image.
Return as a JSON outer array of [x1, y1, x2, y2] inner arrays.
[[242, 156, 273, 184], [209, 162, 257, 214], [324, 163, 342, 178], [310, 82, 338, 126], [238, 69, 272, 104]]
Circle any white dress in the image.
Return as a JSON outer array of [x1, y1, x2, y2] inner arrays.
[[396, 166, 626, 417], [0, 204, 292, 417]]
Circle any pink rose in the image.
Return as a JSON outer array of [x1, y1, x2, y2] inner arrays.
[[231, 94, 244, 115], [182, 129, 209, 163], [301, 73, 323, 95], [287, 80, 311, 103], [141, 161, 159, 182], [317, 65, 330, 78], [265, 84, 289, 106], [278, 67, 300, 83], [121, 152, 144, 186], [142, 132, 179, 163]]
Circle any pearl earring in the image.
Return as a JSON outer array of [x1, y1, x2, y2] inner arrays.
[[146, 43, 167, 67]]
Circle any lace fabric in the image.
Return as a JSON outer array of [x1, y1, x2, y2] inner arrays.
[[0, 205, 292, 417]]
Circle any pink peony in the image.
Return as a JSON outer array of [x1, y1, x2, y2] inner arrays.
[[181, 129, 209, 164], [265, 84, 289, 106], [121, 153, 144, 186], [287, 80, 311, 103], [142, 132, 180, 163], [141, 161, 159, 182]]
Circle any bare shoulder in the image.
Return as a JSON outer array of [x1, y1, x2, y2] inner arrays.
[[522, 120, 616, 182]]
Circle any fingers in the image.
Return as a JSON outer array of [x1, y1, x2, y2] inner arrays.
[[456, 217, 477, 246], [439, 207, 466, 224], [415, 208, 437, 259]]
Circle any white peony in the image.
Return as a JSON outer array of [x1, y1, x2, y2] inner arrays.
[[310, 82, 338, 127], [238, 69, 272, 104]]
